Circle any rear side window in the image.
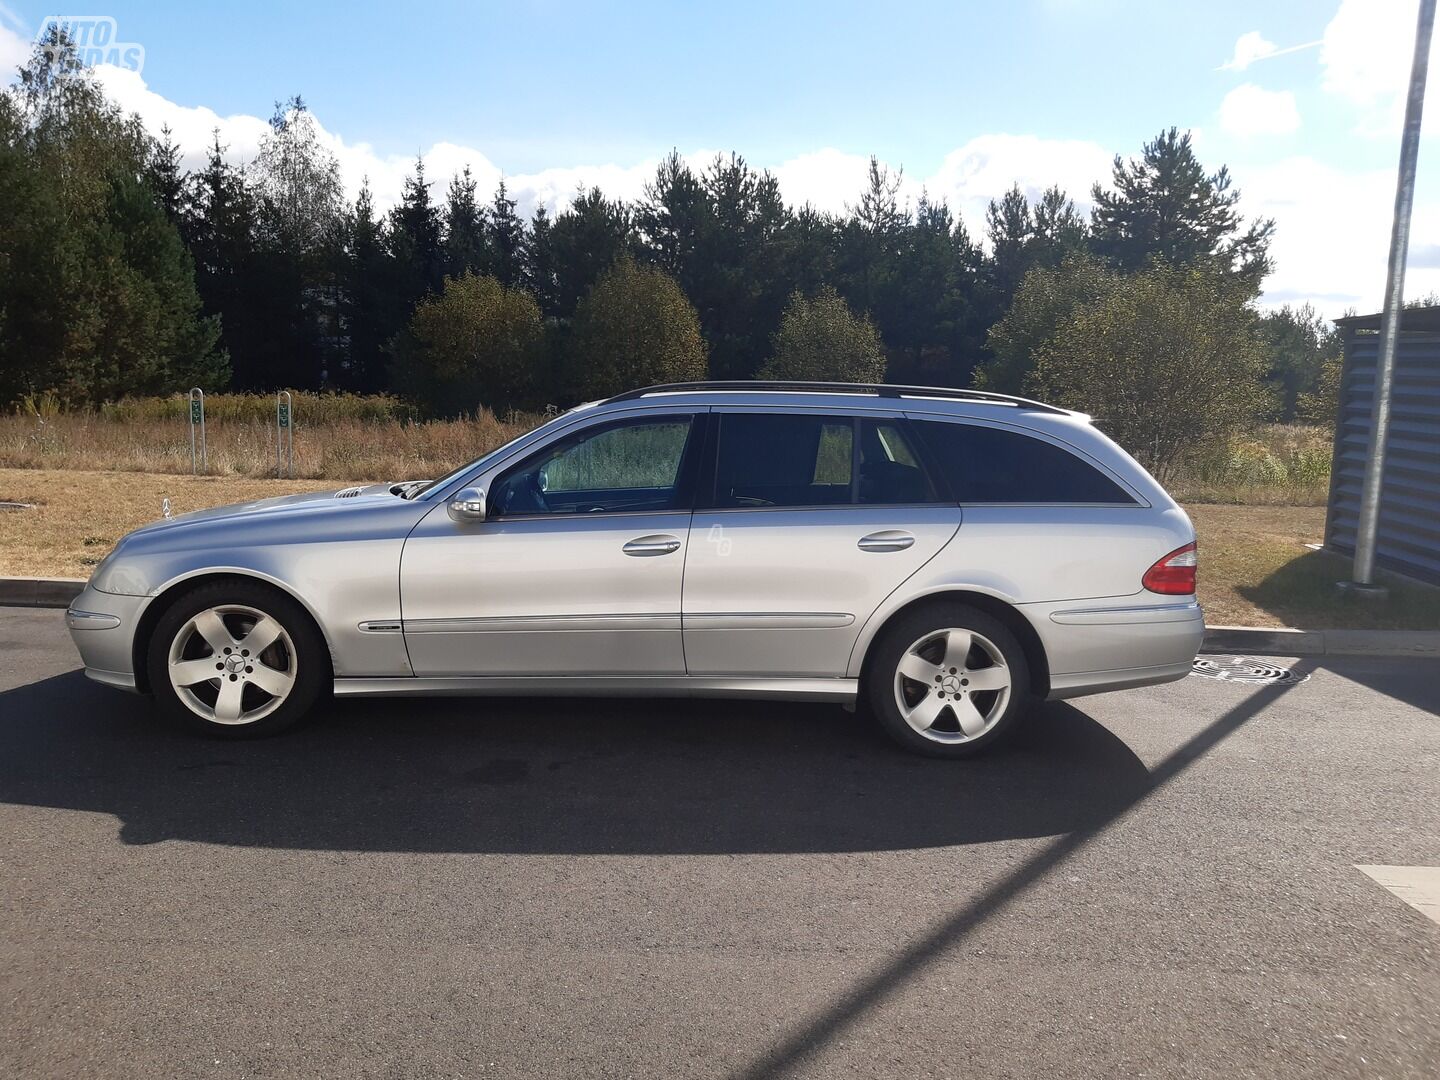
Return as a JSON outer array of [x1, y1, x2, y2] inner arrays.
[[912, 420, 1136, 504], [710, 413, 853, 507], [709, 413, 944, 508], [858, 419, 936, 504]]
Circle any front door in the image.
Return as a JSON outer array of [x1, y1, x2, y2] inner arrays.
[[400, 412, 704, 676], [683, 410, 960, 677]]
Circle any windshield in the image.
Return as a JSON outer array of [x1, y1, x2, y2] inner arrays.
[[412, 409, 588, 500]]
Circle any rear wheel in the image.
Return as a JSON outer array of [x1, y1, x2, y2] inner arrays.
[[866, 604, 1032, 758], [146, 580, 328, 738]]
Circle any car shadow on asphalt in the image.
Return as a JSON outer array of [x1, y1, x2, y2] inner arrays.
[[0, 670, 1152, 854]]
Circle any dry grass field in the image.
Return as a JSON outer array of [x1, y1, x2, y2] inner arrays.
[[0, 470, 333, 579], [5, 468, 1435, 630], [0, 397, 532, 482]]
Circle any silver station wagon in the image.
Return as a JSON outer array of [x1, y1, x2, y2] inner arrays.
[[67, 381, 1204, 757]]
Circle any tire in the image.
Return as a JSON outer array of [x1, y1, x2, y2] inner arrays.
[[865, 603, 1033, 758], [146, 579, 329, 739]]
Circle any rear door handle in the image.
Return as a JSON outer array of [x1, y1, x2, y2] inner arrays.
[[858, 530, 915, 552], [623, 534, 682, 557]]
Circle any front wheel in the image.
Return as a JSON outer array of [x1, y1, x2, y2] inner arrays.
[[866, 604, 1032, 758], [146, 580, 329, 738]]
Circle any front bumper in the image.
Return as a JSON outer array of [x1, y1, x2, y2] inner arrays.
[[66, 584, 149, 693]]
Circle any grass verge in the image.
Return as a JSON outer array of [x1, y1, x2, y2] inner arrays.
[[1188, 504, 1440, 631], [3, 469, 1435, 630]]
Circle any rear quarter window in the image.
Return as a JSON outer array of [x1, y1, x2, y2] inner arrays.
[[912, 420, 1137, 505]]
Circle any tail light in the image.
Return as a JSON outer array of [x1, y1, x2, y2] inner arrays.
[[1142, 542, 1197, 595]]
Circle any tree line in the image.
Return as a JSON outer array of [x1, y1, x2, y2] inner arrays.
[[0, 31, 1341, 473]]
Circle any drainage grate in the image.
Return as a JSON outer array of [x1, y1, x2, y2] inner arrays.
[[1190, 656, 1308, 684]]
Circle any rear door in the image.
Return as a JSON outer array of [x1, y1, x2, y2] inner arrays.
[[682, 409, 960, 677]]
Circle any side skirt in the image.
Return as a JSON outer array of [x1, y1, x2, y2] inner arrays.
[[332, 675, 858, 704]]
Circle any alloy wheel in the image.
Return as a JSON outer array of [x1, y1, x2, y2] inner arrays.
[[892, 627, 1012, 744], [166, 604, 297, 725]]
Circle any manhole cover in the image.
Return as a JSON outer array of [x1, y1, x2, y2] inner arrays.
[[0, 501, 35, 511], [1190, 656, 1308, 684]]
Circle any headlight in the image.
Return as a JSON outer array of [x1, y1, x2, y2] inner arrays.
[[88, 540, 148, 595]]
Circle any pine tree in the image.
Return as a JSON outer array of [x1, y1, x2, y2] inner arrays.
[[834, 157, 908, 350], [1090, 127, 1273, 293], [544, 187, 633, 317], [339, 179, 395, 392], [1031, 186, 1087, 261], [485, 179, 527, 288], [388, 155, 445, 307], [886, 194, 984, 386], [986, 185, 1033, 305], [146, 124, 185, 225], [525, 204, 559, 315], [443, 165, 488, 279], [183, 131, 260, 383]]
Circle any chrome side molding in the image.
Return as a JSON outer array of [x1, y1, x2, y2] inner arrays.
[[333, 674, 859, 703]]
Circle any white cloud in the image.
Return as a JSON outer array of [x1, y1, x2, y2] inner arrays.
[[1321, 0, 1437, 136], [0, 1, 26, 32], [1239, 156, 1440, 316], [1220, 31, 1277, 72], [1219, 84, 1301, 137], [86, 64, 1120, 233], [772, 148, 880, 215], [927, 134, 1116, 229], [1218, 31, 1321, 73], [0, 19, 29, 75]]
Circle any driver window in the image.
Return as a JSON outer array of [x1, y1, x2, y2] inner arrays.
[[490, 416, 694, 517]]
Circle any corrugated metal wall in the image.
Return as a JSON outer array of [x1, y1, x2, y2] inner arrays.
[[1325, 328, 1440, 585]]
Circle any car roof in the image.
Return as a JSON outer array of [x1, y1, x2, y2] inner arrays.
[[584, 381, 1088, 424]]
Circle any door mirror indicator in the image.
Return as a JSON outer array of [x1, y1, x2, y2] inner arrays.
[[447, 487, 487, 523]]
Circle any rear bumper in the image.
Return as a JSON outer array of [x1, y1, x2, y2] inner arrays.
[[66, 584, 147, 692], [1046, 660, 1194, 700], [1022, 598, 1204, 701]]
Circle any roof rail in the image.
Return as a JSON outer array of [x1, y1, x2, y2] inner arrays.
[[602, 380, 1071, 415]]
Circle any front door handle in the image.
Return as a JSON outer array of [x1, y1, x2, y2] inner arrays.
[[623, 534, 682, 557], [858, 530, 915, 552]]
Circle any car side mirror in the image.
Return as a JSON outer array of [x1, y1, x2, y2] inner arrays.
[[447, 487, 486, 523]]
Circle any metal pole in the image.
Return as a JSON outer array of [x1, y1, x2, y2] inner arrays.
[[277, 391, 293, 479], [1349, 0, 1435, 591], [188, 388, 207, 475]]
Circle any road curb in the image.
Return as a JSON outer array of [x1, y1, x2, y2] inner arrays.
[[0, 577, 86, 608], [1201, 624, 1440, 659]]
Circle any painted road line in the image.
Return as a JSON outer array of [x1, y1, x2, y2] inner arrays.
[[1356, 865, 1440, 926]]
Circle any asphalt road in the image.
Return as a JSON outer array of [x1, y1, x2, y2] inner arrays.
[[1, 606, 1437, 1079]]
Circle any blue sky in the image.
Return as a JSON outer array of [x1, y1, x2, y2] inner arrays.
[[1, 0, 1435, 312]]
